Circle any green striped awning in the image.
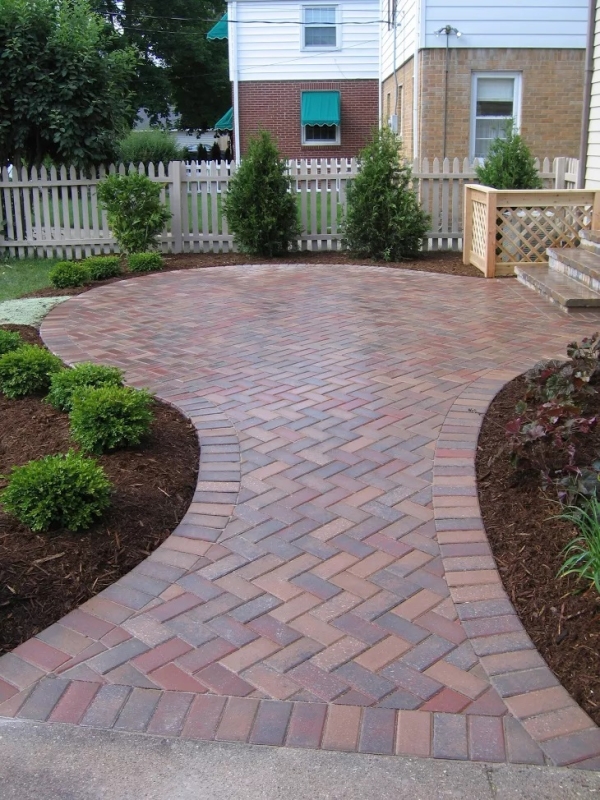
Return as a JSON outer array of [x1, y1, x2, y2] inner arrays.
[[214, 107, 233, 131], [301, 91, 340, 126], [207, 13, 228, 40]]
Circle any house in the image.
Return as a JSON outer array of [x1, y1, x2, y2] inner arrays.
[[584, 0, 600, 186], [210, 1, 587, 162], [382, 0, 588, 161], [208, 1, 380, 159]]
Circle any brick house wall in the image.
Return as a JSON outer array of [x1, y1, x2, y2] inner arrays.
[[386, 48, 584, 161], [381, 58, 414, 158], [237, 80, 379, 158]]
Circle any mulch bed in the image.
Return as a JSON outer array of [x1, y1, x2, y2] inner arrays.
[[476, 374, 600, 725], [24, 250, 481, 298], [0, 325, 199, 655]]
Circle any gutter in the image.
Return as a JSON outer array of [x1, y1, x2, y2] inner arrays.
[[578, 0, 596, 188]]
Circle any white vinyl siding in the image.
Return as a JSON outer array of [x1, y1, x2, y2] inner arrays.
[[424, 0, 587, 50], [587, 2, 600, 187], [233, 0, 379, 82], [470, 73, 521, 160], [380, 0, 418, 81]]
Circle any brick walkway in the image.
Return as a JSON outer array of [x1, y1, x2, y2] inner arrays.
[[1, 265, 599, 768]]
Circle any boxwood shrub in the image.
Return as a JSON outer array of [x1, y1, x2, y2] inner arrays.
[[0, 345, 63, 398], [83, 256, 122, 281], [49, 261, 90, 289], [47, 362, 124, 412], [0, 329, 23, 356], [70, 385, 154, 454], [127, 252, 164, 273], [0, 450, 112, 532]]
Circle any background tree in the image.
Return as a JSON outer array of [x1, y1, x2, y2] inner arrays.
[[92, 0, 230, 130], [0, 0, 138, 169]]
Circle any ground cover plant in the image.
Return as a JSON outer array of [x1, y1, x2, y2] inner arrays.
[[0, 324, 198, 654], [476, 333, 600, 724]]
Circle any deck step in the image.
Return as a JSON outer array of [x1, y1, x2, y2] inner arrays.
[[579, 229, 600, 256], [547, 247, 600, 293], [515, 265, 600, 311]]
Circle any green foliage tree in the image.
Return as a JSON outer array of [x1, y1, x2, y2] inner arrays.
[[475, 124, 542, 190], [92, 0, 230, 130], [97, 172, 171, 253], [224, 131, 299, 257], [118, 130, 185, 166], [0, 0, 138, 169], [343, 127, 430, 260]]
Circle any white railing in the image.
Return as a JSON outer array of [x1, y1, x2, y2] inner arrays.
[[0, 157, 579, 259]]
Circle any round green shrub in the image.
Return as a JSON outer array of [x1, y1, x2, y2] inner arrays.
[[475, 125, 542, 190], [46, 362, 124, 412], [0, 450, 111, 532], [127, 252, 164, 273], [0, 345, 63, 398], [70, 385, 154, 454], [49, 261, 90, 289], [83, 256, 122, 281], [0, 329, 23, 356]]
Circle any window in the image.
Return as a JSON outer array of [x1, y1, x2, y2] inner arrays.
[[301, 91, 341, 145], [304, 125, 339, 143], [303, 6, 337, 49], [471, 73, 521, 160]]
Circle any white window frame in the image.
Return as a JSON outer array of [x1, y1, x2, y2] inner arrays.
[[301, 123, 341, 146], [301, 5, 340, 51], [470, 72, 522, 161]]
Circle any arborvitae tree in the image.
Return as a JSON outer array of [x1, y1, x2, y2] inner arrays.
[[343, 127, 430, 260], [476, 124, 542, 190], [224, 130, 299, 257], [210, 141, 222, 162]]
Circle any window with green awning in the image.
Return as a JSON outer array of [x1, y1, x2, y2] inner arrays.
[[214, 107, 233, 131], [207, 13, 228, 40], [301, 91, 341, 127]]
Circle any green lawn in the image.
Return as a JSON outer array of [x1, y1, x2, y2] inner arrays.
[[0, 258, 60, 301]]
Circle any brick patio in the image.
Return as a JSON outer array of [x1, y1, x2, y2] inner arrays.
[[1, 264, 599, 768]]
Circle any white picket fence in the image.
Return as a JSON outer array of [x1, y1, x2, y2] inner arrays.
[[0, 156, 579, 259]]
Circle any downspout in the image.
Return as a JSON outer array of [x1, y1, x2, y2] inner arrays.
[[393, 5, 399, 119], [578, 0, 596, 188], [412, 0, 422, 159], [230, 1, 241, 165]]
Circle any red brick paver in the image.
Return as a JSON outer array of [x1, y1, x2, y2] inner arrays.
[[1, 264, 599, 767]]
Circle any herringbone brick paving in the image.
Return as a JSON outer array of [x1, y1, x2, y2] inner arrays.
[[1, 264, 599, 768]]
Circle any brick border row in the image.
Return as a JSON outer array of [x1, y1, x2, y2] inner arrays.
[[434, 368, 600, 769]]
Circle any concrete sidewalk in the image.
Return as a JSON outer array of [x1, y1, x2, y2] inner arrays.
[[1, 718, 599, 800]]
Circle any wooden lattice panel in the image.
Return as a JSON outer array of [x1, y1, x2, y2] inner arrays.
[[495, 204, 593, 264], [471, 200, 487, 260]]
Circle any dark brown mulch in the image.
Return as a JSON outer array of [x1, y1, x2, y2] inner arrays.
[[24, 251, 481, 298], [476, 375, 600, 725], [0, 326, 199, 655]]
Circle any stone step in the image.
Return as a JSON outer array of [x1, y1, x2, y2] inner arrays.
[[515, 264, 600, 311], [547, 246, 600, 294], [579, 229, 600, 256]]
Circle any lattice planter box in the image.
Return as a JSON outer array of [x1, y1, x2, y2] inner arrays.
[[463, 185, 600, 278]]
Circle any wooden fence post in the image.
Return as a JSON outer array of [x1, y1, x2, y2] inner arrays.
[[554, 157, 566, 190], [463, 185, 473, 265], [485, 189, 497, 278], [169, 160, 183, 254], [593, 191, 600, 231]]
